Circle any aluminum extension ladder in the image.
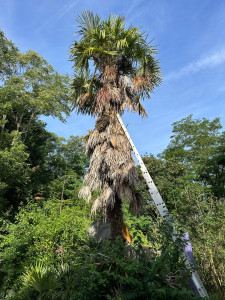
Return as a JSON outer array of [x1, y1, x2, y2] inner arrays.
[[117, 114, 209, 299]]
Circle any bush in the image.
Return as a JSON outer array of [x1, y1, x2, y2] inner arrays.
[[0, 196, 91, 296], [52, 238, 206, 300]]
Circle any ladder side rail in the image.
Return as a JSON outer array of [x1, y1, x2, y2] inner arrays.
[[182, 251, 209, 298], [117, 114, 209, 299], [116, 116, 172, 222]]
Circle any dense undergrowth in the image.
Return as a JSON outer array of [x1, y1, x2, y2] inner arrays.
[[0, 192, 223, 299]]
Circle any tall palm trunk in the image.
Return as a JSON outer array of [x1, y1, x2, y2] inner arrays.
[[106, 194, 123, 240], [79, 63, 141, 240]]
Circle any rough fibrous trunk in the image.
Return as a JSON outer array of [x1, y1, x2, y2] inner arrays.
[[106, 195, 123, 240], [79, 63, 141, 239]]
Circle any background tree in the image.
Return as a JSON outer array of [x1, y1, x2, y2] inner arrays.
[[162, 114, 225, 197], [0, 30, 71, 211], [47, 135, 89, 201], [0, 29, 18, 80], [70, 11, 161, 239]]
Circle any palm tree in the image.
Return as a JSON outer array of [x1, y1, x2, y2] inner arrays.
[[70, 11, 161, 240]]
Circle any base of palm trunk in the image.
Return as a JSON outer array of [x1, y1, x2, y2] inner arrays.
[[106, 195, 123, 241]]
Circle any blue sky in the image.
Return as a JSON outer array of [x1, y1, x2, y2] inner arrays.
[[1, 0, 225, 155]]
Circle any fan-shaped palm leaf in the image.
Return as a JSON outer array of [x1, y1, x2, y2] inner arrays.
[[21, 263, 62, 299]]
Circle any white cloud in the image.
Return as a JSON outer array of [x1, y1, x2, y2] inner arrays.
[[165, 48, 225, 81], [36, 0, 80, 33]]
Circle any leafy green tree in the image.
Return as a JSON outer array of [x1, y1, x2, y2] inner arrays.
[[0, 50, 70, 133], [47, 135, 89, 200], [0, 30, 72, 210], [0, 29, 18, 79], [162, 114, 225, 197], [70, 11, 161, 239], [139, 155, 190, 211], [0, 131, 30, 209], [199, 131, 225, 197]]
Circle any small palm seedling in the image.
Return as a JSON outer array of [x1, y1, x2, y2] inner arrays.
[[21, 262, 62, 299]]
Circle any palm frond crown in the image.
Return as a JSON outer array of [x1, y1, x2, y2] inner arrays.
[[69, 11, 162, 117]]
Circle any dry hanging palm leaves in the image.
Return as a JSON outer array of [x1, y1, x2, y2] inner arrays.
[[80, 116, 141, 220], [135, 96, 148, 117]]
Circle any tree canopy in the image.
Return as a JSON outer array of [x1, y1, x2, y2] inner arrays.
[[162, 114, 225, 197], [0, 30, 75, 211]]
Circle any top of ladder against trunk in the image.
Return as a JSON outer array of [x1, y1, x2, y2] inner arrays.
[[116, 114, 209, 299]]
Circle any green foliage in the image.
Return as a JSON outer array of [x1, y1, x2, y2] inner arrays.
[[162, 114, 225, 197], [20, 263, 61, 299], [138, 115, 225, 298], [139, 155, 190, 211], [71, 11, 161, 77], [171, 185, 225, 297], [0, 30, 74, 211], [9, 237, 208, 300], [0, 194, 91, 294], [0, 29, 18, 78], [46, 135, 88, 202], [0, 125, 87, 210], [7, 263, 70, 299], [0, 131, 30, 191], [1, 31, 70, 120]]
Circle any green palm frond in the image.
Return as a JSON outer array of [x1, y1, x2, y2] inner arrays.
[[70, 72, 102, 115], [82, 46, 117, 57], [117, 38, 128, 50], [70, 74, 89, 110], [76, 11, 101, 37], [22, 262, 59, 294]]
